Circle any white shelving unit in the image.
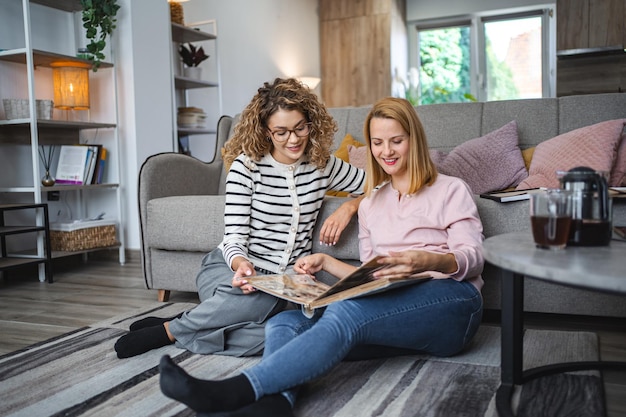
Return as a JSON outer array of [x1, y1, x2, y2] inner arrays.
[[170, 20, 222, 161], [0, 0, 125, 280], [0, 203, 52, 282]]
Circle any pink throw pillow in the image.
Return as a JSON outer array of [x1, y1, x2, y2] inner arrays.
[[348, 145, 368, 170], [610, 134, 626, 186], [516, 119, 626, 190], [429, 120, 527, 194]]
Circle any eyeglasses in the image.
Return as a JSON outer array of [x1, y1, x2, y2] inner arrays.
[[269, 122, 311, 142]]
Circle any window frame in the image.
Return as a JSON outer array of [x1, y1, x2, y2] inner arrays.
[[407, 5, 556, 102]]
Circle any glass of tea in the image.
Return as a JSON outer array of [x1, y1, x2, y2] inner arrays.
[[530, 189, 573, 250]]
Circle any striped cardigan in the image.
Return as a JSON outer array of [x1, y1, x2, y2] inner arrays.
[[219, 153, 365, 274]]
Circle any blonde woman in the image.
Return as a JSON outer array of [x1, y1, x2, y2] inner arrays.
[[114, 78, 365, 359]]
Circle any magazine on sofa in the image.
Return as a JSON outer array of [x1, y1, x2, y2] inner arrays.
[[479, 188, 542, 203], [247, 256, 431, 317]]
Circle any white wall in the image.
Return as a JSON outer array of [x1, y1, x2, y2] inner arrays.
[[181, 0, 321, 117], [115, 0, 174, 252], [118, 0, 321, 250]]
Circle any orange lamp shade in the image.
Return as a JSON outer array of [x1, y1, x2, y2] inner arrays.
[[51, 62, 91, 110]]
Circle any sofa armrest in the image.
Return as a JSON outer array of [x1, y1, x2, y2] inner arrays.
[[138, 152, 224, 291], [139, 153, 223, 201]]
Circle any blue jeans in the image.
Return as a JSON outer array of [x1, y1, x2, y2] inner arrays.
[[242, 278, 483, 405]]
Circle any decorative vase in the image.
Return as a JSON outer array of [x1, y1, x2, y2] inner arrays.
[[183, 66, 202, 80], [42, 171, 55, 187], [169, 1, 184, 24]]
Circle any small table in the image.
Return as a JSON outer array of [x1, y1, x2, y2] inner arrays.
[[482, 231, 626, 417]]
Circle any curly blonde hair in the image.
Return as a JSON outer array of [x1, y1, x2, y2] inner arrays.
[[222, 78, 337, 170]]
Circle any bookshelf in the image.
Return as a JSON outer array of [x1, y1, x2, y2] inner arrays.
[[0, 0, 125, 279], [170, 20, 222, 160]]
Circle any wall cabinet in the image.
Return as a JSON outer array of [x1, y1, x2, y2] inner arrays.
[[556, 0, 626, 96], [557, 0, 625, 52], [170, 21, 222, 161], [319, 0, 407, 107], [0, 0, 125, 279]]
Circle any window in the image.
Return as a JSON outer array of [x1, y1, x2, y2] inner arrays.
[[407, 7, 555, 104]]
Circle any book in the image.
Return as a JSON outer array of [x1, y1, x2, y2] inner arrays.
[[86, 145, 103, 184], [480, 188, 541, 203], [55, 145, 91, 185], [247, 256, 431, 317], [83, 146, 97, 184], [610, 187, 626, 199], [94, 147, 107, 184]]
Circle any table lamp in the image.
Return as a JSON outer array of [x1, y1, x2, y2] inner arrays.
[[297, 76, 321, 90], [51, 61, 91, 115]]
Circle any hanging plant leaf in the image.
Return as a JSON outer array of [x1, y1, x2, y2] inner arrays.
[[80, 0, 120, 71]]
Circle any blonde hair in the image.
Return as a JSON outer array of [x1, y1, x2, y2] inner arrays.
[[222, 78, 337, 170], [363, 97, 437, 196]]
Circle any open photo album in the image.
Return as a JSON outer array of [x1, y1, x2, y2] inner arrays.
[[246, 256, 431, 317]]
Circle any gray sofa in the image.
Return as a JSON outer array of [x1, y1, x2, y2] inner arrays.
[[139, 93, 626, 317]]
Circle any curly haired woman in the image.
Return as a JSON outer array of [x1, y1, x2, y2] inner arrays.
[[114, 78, 365, 359]]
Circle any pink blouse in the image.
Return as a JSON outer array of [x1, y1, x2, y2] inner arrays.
[[358, 174, 484, 291]]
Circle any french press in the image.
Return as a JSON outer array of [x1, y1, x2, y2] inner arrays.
[[558, 166, 612, 246]]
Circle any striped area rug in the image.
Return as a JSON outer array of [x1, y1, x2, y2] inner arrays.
[[0, 302, 605, 417]]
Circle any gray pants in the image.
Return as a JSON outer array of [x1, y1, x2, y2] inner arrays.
[[168, 249, 287, 356]]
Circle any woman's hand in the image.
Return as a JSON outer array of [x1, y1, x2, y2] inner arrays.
[[373, 250, 457, 279], [231, 258, 257, 294], [295, 253, 357, 280], [294, 253, 326, 275], [318, 195, 364, 246]]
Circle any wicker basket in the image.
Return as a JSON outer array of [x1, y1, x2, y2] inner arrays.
[[50, 220, 117, 251], [2, 99, 53, 120]]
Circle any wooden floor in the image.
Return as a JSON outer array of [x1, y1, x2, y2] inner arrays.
[[0, 255, 625, 416]]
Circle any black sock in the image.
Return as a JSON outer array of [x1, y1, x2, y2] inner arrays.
[[198, 394, 294, 417], [159, 355, 255, 412], [114, 325, 173, 358], [129, 313, 183, 331]]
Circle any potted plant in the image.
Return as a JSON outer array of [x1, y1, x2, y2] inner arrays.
[[179, 43, 209, 79], [80, 0, 121, 71]]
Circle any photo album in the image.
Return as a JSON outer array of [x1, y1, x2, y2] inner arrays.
[[247, 256, 431, 317]]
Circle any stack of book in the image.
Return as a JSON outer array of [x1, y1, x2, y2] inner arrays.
[[55, 145, 108, 185], [479, 188, 541, 203]]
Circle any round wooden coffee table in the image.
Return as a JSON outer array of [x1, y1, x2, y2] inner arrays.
[[482, 231, 626, 417]]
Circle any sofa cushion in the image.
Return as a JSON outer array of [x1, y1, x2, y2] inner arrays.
[[333, 133, 364, 161], [522, 147, 535, 171], [429, 120, 527, 194], [482, 98, 559, 148], [610, 135, 626, 186], [328, 134, 365, 197], [516, 119, 626, 189], [418, 102, 484, 150], [312, 196, 361, 261], [147, 195, 225, 252], [348, 144, 368, 170]]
